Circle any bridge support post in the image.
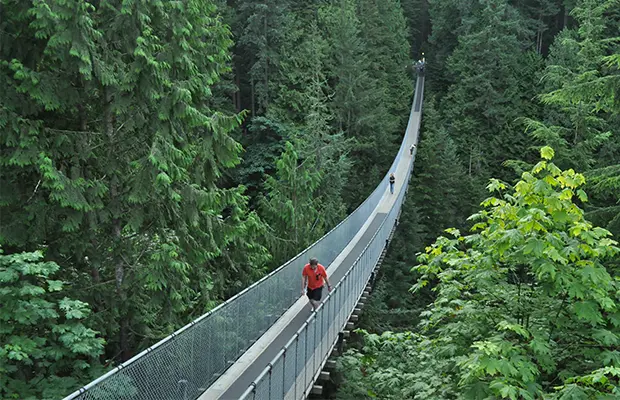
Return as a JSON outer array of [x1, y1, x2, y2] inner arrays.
[[337, 332, 345, 355], [312, 385, 323, 395]]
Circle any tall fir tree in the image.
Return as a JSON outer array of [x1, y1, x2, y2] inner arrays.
[[411, 100, 471, 244], [0, 0, 270, 364], [441, 0, 541, 184]]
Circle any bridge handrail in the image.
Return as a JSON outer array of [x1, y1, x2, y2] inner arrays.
[[239, 131, 417, 400]]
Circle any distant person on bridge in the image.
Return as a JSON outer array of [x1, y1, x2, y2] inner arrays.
[[301, 258, 332, 311], [389, 173, 395, 194], [416, 52, 426, 74], [410, 143, 416, 155]]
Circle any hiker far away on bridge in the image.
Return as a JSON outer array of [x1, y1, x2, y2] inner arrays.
[[389, 173, 395, 194], [301, 257, 332, 311], [410, 143, 416, 155], [416, 52, 426, 74]]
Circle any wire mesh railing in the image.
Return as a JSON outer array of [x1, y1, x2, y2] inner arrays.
[[237, 74, 424, 400], [238, 135, 416, 400], [63, 74, 424, 400]]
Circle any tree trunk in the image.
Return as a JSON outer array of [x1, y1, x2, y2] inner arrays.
[[251, 75, 255, 117], [263, 12, 269, 112], [235, 60, 241, 112], [104, 87, 130, 361]]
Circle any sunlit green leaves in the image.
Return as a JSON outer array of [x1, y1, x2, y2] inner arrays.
[[0, 248, 104, 399], [406, 149, 618, 398]]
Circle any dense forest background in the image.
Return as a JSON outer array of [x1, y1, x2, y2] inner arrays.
[[0, 0, 618, 398]]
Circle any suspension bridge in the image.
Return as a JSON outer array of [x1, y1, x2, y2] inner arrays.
[[64, 72, 425, 400]]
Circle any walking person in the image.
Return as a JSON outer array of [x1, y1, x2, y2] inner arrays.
[[389, 173, 395, 194], [301, 258, 332, 311], [409, 144, 416, 155]]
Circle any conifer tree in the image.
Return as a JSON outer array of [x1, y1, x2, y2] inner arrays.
[[441, 0, 541, 184], [410, 100, 471, 244], [260, 141, 321, 264], [0, 0, 269, 362]]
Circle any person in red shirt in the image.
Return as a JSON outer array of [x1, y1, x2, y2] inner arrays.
[[301, 257, 332, 310]]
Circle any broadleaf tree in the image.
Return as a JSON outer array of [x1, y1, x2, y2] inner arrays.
[[337, 147, 620, 399], [0, 249, 105, 400]]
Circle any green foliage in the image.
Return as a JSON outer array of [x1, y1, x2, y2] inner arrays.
[[440, 0, 542, 182], [336, 331, 442, 400], [338, 148, 620, 399], [0, 0, 270, 370], [233, 0, 293, 115], [526, 0, 620, 239], [260, 141, 321, 263], [0, 249, 105, 400], [410, 100, 472, 244]]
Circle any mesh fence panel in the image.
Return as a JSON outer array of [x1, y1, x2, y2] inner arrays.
[[283, 340, 297, 396], [269, 355, 284, 399], [305, 317, 316, 387], [295, 329, 306, 399], [255, 374, 270, 400]]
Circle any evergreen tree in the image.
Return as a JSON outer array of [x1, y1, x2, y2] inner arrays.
[[401, 0, 431, 58], [513, 0, 563, 54], [425, 0, 466, 94], [234, 0, 292, 116], [260, 141, 321, 264], [411, 100, 471, 244], [0, 0, 270, 364], [441, 0, 541, 184]]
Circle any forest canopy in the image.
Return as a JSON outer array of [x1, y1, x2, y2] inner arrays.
[[0, 0, 618, 398]]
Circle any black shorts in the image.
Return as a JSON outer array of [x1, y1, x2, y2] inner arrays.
[[307, 286, 323, 301]]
